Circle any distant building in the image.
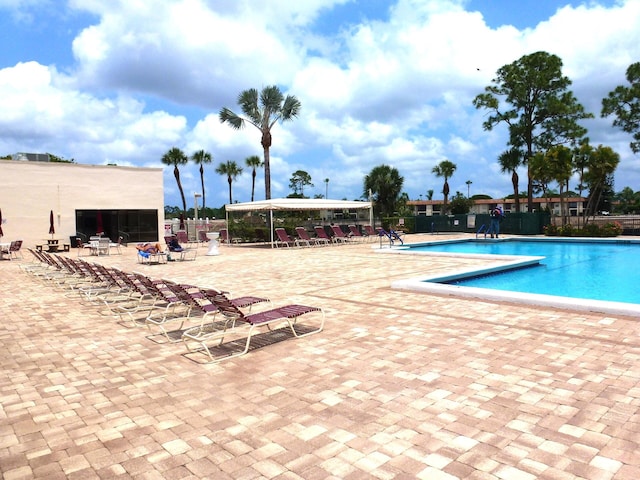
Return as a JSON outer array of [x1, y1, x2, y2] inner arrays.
[[12, 152, 51, 162], [407, 197, 587, 217]]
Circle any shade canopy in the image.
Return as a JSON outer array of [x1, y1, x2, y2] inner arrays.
[[225, 198, 373, 247], [225, 198, 372, 212]]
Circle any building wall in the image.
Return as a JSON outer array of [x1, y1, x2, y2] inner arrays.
[[408, 197, 586, 216], [0, 160, 164, 248]]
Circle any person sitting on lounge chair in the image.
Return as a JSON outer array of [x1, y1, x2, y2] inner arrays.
[[136, 243, 162, 254], [167, 237, 183, 252]]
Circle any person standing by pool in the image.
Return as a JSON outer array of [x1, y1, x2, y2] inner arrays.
[[487, 206, 504, 238]]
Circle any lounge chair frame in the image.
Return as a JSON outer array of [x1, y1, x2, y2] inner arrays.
[[185, 290, 324, 363]]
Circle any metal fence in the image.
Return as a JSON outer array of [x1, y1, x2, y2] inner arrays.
[[395, 214, 640, 236]]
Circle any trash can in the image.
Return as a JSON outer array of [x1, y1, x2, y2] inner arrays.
[[70, 236, 81, 248]]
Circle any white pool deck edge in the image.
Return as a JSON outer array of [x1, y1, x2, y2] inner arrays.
[[379, 237, 640, 318]]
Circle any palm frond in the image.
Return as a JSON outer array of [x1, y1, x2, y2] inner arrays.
[[219, 108, 245, 129], [260, 85, 284, 110], [281, 95, 301, 119], [238, 89, 261, 123]]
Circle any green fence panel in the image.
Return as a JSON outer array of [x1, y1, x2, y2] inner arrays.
[[413, 212, 551, 235]]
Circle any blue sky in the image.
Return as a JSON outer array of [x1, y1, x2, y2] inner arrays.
[[0, 0, 637, 209]]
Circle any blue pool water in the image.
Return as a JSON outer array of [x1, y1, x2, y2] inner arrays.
[[409, 239, 640, 304]]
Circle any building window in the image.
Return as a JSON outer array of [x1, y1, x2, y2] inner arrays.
[[75, 209, 158, 243]]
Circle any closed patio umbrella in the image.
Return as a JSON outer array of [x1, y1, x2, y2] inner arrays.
[[96, 211, 104, 235], [179, 213, 185, 230], [49, 210, 55, 237], [0, 208, 3, 238]]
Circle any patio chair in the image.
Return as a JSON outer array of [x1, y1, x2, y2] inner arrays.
[[185, 290, 324, 363], [219, 228, 231, 244], [198, 230, 209, 246], [97, 237, 111, 256], [109, 236, 123, 254], [2, 240, 23, 260], [274, 228, 297, 248], [175, 230, 190, 246], [295, 227, 328, 247], [314, 226, 335, 244], [331, 225, 351, 243]]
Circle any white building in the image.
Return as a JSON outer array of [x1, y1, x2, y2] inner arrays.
[[0, 158, 164, 249]]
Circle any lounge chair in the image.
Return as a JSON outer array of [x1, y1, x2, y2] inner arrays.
[[363, 225, 378, 238], [348, 225, 366, 242], [175, 230, 190, 247], [184, 290, 324, 363], [136, 243, 167, 264], [331, 225, 350, 243], [109, 271, 165, 327], [182, 288, 271, 358], [219, 228, 231, 244], [295, 227, 328, 247], [166, 235, 197, 261], [89, 267, 154, 315], [139, 277, 195, 342], [274, 228, 297, 248], [198, 230, 209, 246], [314, 226, 335, 244]]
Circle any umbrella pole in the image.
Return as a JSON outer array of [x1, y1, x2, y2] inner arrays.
[[270, 210, 274, 248]]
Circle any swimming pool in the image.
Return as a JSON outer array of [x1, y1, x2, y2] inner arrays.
[[389, 238, 640, 316]]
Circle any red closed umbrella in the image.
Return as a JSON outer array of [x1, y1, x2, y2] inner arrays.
[[0, 208, 3, 238], [49, 210, 55, 236], [96, 211, 104, 235], [179, 213, 185, 230]]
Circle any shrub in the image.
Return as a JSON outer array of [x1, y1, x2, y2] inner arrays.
[[601, 221, 623, 237], [581, 223, 601, 237], [558, 224, 574, 237], [543, 221, 622, 237]]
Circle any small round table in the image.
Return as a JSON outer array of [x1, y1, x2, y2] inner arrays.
[[206, 232, 220, 256]]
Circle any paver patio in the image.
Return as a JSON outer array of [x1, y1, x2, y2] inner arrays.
[[1, 234, 639, 479]]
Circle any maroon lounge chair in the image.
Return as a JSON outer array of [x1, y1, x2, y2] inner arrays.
[[187, 290, 324, 363]]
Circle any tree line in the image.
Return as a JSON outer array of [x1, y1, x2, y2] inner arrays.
[[365, 53, 640, 222]]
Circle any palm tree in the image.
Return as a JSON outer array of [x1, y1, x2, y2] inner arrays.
[[161, 147, 189, 213], [215, 160, 243, 204], [219, 85, 301, 200], [363, 165, 404, 219], [583, 145, 620, 222], [431, 160, 457, 214], [498, 147, 523, 213], [191, 149, 212, 209], [244, 155, 263, 202], [545, 145, 573, 225]]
